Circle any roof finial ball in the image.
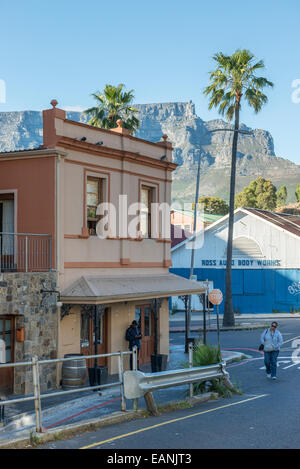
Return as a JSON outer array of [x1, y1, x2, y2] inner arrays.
[[162, 134, 168, 141], [51, 99, 58, 108]]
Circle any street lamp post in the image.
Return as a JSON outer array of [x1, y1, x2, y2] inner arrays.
[[185, 150, 201, 352], [185, 127, 253, 350]]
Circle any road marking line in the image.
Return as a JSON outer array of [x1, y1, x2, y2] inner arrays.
[[283, 363, 299, 369], [283, 335, 300, 345], [80, 394, 268, 449]]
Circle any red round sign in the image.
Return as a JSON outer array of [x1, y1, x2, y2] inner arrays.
[[208, 289, 223, 305]]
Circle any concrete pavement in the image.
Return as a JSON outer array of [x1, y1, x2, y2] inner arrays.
[[0, 343, 246, 449], [2, 312, 296, 449], [169, 312, 300, 332]]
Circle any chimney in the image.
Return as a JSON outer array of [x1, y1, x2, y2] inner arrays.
[[155, 134, 173, 162], [110, 119, 131, 136], [43, 99, 66, 148]]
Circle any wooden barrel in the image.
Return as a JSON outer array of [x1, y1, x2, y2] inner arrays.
[[62, 354, 87, 390]]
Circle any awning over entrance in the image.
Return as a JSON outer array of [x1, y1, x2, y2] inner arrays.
[[60, 273, 206, 304]]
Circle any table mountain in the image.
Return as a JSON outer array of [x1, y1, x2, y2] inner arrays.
[[1, 102, 299, 205], [134, 102, 300, 206]]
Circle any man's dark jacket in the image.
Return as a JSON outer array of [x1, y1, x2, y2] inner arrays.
[[127, 326, 142, 350]]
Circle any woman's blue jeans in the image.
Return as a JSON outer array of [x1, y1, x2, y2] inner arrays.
[[264, 350, 279, 377]]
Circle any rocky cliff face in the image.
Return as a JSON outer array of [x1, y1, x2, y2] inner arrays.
[[0, 102, 299, 204], [134, 102, 299, 204]]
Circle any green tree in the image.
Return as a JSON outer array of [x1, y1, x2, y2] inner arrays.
[[197, 196, 229, 215], [276, 185, 287, 207], [84, 83, 140, 134], [235, 177, 277, 210], [234, 186, 257, 208], [295, 184, 300, 202], [256, 180, 277, 210], [204, 49, 273, 327]]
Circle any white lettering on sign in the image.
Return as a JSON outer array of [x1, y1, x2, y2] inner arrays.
[[0, 339, 5, 363], [201, 259, 281, 267]]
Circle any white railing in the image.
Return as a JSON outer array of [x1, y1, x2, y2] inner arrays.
[[0, 345, 232, 434], [0, 349, 132, 433]]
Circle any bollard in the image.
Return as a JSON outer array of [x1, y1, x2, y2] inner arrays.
[[32, 355, 42, 433], [188, 342, 194, 398], [0, 399, 4, 425], [133, 346, 138, 411]]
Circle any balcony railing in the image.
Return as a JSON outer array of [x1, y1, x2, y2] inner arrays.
[[0, 233, 52, 273]]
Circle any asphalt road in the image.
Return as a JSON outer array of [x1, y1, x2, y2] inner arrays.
[[39, 318, 300, 450]]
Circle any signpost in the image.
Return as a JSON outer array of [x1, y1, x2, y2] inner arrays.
[[208, 289, 223, 353]]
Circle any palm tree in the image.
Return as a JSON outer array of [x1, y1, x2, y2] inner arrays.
[[204, 49, 273, 327], [84, 83, 140, 134]]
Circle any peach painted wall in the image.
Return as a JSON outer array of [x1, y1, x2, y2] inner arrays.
[[0, 155, 56, 266], [57, 141, 173, 290], [56, 118, 173, 162], [41, 104, 175, 288]]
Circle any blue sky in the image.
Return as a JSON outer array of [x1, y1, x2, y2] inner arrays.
[[0, 0, 300, 163]]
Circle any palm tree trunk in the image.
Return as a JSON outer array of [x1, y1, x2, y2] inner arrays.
[[223, 98, 240, 327]]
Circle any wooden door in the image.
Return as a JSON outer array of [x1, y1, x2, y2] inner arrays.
[[80, 309, 107, 368], [0, 316, 15, 394], [135, 305, 154, 365]]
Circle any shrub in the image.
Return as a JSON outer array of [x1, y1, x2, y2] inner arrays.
[[191, 343, 240, 397], [192, 343, 222, 367]]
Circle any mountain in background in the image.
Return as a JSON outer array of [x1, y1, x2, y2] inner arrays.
[[1, 101, 299, 205]]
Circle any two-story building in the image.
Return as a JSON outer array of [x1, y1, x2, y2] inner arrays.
[[0, 100, 205, 394]]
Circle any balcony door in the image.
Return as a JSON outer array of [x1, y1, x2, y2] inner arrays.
[[0, 195, 14, 271]]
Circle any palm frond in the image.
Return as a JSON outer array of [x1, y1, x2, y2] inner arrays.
[[203, 49, 273, 120], [85, 83, 140, 133]]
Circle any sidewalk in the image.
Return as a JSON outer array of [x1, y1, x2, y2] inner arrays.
[[0, 344, 246, 448], [170, 313, 300, 333]]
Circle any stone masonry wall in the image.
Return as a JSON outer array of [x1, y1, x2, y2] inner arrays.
[[0, 271, 58, 395]]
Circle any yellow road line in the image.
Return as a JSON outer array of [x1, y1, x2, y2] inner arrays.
[[80, 394, 268, 449]]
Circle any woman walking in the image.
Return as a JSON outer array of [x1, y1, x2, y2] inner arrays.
[[260, 322, 283, 380]]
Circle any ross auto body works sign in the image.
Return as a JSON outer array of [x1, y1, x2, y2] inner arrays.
[[201, 259, 281, 268]]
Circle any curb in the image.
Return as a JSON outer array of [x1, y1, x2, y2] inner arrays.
[[0, 393, 219, 449], [170, 324, 268, 333], [0, 410, 138, 449]]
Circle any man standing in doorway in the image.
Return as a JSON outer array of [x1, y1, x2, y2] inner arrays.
[[126, 320, 142, 370]]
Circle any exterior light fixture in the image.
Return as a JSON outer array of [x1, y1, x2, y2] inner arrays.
[[40, 289, 62, 308]]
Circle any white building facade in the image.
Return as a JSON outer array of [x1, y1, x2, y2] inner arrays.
[[171, 208, 300, 314]]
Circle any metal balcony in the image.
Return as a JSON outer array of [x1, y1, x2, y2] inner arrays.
[[0, 232, 52, 273]]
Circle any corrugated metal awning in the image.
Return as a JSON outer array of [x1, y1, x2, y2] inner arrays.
[[61, 273, 206, 305]]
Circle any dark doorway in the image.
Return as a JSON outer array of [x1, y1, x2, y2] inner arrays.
[[0, 315, 15, 394]]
